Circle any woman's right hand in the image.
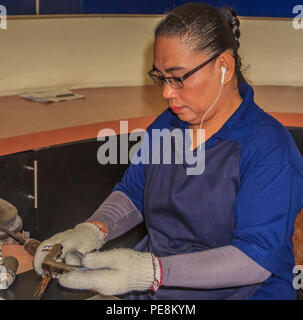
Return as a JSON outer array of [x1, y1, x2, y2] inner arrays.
[[33, 222, 106, 275]]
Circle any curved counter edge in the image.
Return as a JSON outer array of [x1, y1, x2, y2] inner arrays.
[[0, 112, 302, 157]]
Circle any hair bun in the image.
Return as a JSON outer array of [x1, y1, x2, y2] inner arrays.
[[220, 7, 240, 48]]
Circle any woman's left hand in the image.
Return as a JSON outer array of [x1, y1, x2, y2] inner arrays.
[[58, 248, 162, 296]]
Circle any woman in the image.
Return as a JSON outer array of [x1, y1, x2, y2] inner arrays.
[[34, 3, 303, 300]]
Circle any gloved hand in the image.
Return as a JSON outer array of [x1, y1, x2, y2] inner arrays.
[[34, 222, 106, 275], [57, 248, 163, 296]]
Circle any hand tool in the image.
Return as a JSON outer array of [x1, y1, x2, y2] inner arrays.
[[0, 223, 79, 270], [0, 224, 79, 299], [0, 223, 27, 245]]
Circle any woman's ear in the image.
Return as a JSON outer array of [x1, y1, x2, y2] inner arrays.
[[218, 51, 235, 84]]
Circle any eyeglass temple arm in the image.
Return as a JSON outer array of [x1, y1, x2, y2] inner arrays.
[[180, 53, 221, 82]]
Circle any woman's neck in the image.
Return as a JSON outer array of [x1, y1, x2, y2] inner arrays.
[[189, 88, 243, 150]]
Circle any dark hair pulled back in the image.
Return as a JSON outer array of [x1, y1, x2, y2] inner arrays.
[[155, 2, 247, 85]]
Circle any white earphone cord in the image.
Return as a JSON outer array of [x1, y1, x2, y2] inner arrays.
[[198, 81, 224, 150]]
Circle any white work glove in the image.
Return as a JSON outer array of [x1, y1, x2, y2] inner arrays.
[[57, 248, 163, 296], [34, 222, 106, 275]]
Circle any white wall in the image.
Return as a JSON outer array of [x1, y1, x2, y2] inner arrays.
[[0, 15, 301, 97], [239, 18, 302, 86]]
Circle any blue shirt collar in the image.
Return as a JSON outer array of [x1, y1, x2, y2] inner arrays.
[[169, 83, 260, 142]]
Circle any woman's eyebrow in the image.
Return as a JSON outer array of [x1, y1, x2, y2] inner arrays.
[[152, 64, 185, 73], [165, 66, 185, 73]]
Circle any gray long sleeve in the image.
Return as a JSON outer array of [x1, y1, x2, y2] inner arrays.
[[161, 245, 272, 289], [87, 191, 143, 241], [87, 192, 271, 289]]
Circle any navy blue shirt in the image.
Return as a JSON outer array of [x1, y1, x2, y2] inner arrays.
[[114, 83, 303, 300]]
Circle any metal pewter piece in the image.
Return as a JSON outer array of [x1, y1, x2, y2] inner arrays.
[[0, 223, 25, 245], [0, 256, 18, 290], [33, 273, 52, 300], [33, 243, 81, 299], [42, 243, 80, 275]]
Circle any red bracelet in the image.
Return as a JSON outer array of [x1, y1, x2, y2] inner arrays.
[[150, 255, 163, 292], [89, 220, 108, 242]]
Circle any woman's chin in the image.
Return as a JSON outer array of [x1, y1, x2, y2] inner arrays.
[[176, 112, 194, 123]]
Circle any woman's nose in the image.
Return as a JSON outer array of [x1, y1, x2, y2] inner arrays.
[[162, 83, 176, 100]]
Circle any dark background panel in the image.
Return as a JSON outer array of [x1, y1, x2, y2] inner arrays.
[[0, 0, 36, 15], [0, 150, 37, 236], [0, 135, 147, 244], [39, 0, 83, 15], [36, 138, 126, 239], [35, 135, 146, 241], [288, 127, 303, 156]]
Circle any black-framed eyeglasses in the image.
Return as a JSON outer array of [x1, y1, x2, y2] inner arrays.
[[148, 52, 221, 89]]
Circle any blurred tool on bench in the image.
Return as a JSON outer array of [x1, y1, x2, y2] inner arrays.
[[0, 255, 18, 290], [0, 199, 80, 299], [0, 199, 25, 245]]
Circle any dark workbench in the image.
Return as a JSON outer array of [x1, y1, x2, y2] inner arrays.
[[0, 223, 146, 300]]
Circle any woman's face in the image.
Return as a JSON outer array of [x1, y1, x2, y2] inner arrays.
[[153, 36, 223, 126]]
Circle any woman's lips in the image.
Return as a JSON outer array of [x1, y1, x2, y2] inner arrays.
[[170, 106, 184, 113]]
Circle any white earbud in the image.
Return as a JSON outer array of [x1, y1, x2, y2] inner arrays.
[[221, 66, 227, 84]]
